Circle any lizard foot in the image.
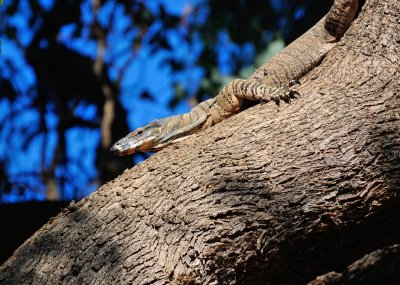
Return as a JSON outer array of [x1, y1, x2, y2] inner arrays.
[[270, 85, 300, 105], [244, 79, 300, 105], [279, 80, 301, 103]]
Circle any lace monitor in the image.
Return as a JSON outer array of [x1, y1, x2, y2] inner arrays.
[[111, 0, 358, 155]]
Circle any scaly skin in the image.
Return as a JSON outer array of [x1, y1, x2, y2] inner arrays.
[[111, 0, 358, 156]]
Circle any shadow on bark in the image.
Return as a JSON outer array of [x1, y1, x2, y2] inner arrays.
[[310, 244, 400, 284], [0, 203, 125, 284]]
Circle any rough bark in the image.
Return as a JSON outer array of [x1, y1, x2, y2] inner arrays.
[[309, 244, 400, 285], [1, 0, 399, 284]]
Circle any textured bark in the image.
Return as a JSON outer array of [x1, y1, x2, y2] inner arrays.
[[309, 244, 400, 285], [1, 0, 399, 284]]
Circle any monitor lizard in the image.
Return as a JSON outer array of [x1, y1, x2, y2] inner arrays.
[[111, 0, 358, 155]]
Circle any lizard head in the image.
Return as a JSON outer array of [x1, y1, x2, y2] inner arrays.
[[110, 109, 207, 156], [110, 119, 171, 155]]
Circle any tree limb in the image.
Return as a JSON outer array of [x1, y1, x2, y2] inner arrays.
[[1, 0, 399, 284]]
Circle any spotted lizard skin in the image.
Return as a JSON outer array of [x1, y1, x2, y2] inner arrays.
[[111, 0, 358, 155]]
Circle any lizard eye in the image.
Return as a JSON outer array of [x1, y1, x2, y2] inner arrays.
[[137, 130, 144, 136]]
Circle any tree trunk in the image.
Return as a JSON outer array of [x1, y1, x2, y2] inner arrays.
[[1, 0, 399, 284]]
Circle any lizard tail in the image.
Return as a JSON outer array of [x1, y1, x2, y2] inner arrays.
[[325, 0, 359, 40], [251, 0, 359, 85]]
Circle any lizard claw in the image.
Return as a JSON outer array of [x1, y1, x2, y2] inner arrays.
[[271, 95, 281, 105], [281, 90, 293, 103], [278, 86, 300, 104], [290, 90, 300, 98], [287, 79, 301, 87], [283, 80, 301, 103]]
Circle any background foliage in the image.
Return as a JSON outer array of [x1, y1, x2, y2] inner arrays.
[[0, 0, 331, 202]]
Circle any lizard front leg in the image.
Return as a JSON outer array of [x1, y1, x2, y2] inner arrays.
[[218, 78, 300, 108]]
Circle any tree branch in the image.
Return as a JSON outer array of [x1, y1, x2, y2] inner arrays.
[[1, 0, 399, 284]]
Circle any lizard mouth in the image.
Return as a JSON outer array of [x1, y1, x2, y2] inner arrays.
[[110, 137, 140, 156], [110, 129, 195, 155], [110, 139, 170, 155], [143, 135, 192, 152], [109, 143, 131, 156], [143, 141, 173, 152]]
